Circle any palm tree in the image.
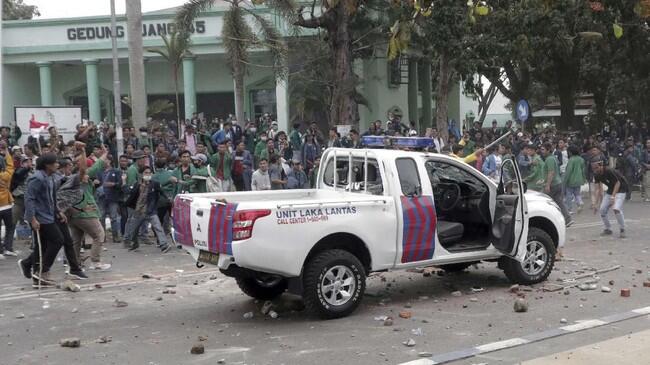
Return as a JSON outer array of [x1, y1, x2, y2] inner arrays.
[[176, 0, 289, 125], [148, 30, 190, 134]]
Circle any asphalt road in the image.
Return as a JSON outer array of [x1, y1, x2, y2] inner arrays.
[[1, 198, 649, 365]]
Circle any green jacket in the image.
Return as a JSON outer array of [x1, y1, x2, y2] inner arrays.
[[190, 165, 215, 193], [289, 129, 302, 151], [71, 159, 104, 219], [564, 155, 586, 188], [126, 164, 140, 186], [172, 165, 197, 194], [525, 155, 546, 191], [210, 152, 232, 180], [153, 169, 176, 207], [544, 154, 562, 187], [254, 140, 267, 160]]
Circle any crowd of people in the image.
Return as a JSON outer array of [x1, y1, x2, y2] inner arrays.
[[0, 111, 648, 286]]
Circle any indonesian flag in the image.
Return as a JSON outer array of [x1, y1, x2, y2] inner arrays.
[[29, 114, 49, 137]]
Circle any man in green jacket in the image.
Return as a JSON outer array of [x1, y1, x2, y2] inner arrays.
[[563, 145, 586, 214], [172, 150, 196, 194], [523, 144, 545, 192], [68, 147, 111, 271], [210, 142, 233, 192], [190, 154, 214, 193], [541, 142, 573, 227], [152, 159, 177, 237], [126, 150, 147, 186]]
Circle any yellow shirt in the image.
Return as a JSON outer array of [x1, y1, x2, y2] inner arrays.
[[450, 152, 477, 164]]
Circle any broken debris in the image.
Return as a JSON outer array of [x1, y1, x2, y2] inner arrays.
[[601, 286, 611, 293], [60, 338, 81, 348], [398, 311, 412, 319], [113, 300, 128, 308], [59, 280, 81, 292], [513, 298, 528, 313], [620, 288, 631, 297], [190, 343, 205, 354], [403, 338, 416, 347]]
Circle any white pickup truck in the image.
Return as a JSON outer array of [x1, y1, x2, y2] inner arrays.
[[172, 147, 565, 318]]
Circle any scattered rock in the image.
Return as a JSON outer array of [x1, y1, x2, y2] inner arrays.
[[268, 310, 279, 319], [71, 308, 78, 313], [59, 280, 81, 292], [418, 352, 433, 357], [15, 313, 24, 319], [95, 336, 112, 344], [217, 359, 226, 364], [513, 298, 528, 313], [643, 281, 650, 288], [451, 291, 462, 297], [243, 312, 254, 319], [563, 290, 570, 295], [94, 284, 102, 289], [601, 286, 611, 293], [165, 284, 177, 288], [560, 318, 568, 324], [141, 273, 154, 279], [509, 284, 520, 293], [190, 343, 204, 354], [411, 328, 423, 336], [162, 289, 176, 294], [403, 338, 416, 347], [471, 287, 484, 293], [113, 300, 128, 308], [609, 280, 615, 285], [636, 269, 643, 274], [398, 311, 412, 319], [469, 298, 478, 302], [197, 335, 208, 341], [209, 275, 218, 280], [620, 288, 631, 297], [261, 301, 273, 315], [383, 318, 394, 326], [60, 338, 81, 348], [155, 297, 163, 301], [578, 283, 598, 291]]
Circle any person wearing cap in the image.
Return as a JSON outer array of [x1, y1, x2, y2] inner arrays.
[[189, 153, 213, 193], [125, 150, 147, 186], [209, 142, 233, 192], [287, 159, 309, 189]]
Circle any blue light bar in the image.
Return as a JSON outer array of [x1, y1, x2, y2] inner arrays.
[[362, 136, 434, 148]]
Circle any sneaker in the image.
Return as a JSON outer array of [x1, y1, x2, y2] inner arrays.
[[128, 242, 140, 251], [566, 220, 575, 228], [3, 250, 18, 257], [17, 259, 32, 279], [32, 277, 56, 288], [160, 244, 172, 253], [66, 270, 89, 280], [88, 262, 112, 271], [620, 230, 626, 239], [601, 229, 613, 236]]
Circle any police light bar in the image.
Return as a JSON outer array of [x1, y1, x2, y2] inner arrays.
[[362, 135, 434, 149]]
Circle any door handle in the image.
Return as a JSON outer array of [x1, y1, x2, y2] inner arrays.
[[196, 210, 203, 217]]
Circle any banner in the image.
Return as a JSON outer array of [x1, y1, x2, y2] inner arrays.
[[13, 106, 82, 146]]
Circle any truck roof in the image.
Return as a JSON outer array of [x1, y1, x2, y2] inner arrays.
[[324, 147, 466, 165]]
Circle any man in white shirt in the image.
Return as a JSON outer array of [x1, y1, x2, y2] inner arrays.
[[251, 159, 272, 191]]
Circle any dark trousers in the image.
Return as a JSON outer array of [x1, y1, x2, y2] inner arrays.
[[233, 174, 245, 191], [119, 203, 129, 235], [24, 223, 64, 273], [157, 205, 171, 236], [550, 184, 571, 222], [0, 208, 15, 252], [57, 220, 82, 272]]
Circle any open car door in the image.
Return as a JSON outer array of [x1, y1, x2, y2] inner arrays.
[[489, 157, 528, 262]]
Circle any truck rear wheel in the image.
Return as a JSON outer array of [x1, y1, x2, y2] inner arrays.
[[235, 275, 287, 300], [303, 249, 366, 319], [500, 227, 556, 285]]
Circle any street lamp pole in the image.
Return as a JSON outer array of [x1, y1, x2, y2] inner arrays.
[[110, 0, 124, 155]]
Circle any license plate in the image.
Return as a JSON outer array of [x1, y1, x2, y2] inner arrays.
[[198, 250, 220, 265]]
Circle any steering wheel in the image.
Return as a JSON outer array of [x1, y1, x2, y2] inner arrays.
[[436, 183, 462, 212]]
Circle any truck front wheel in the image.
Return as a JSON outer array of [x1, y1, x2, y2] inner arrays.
[[236, 274, 287, 300], [303, 249, 366, 319], [500, 227, 556, 285]]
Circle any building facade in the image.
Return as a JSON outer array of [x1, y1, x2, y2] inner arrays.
[[1, 5, 477, 133]]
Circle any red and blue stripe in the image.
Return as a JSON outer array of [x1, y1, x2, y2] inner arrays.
[[208, 203, 238, 255], [400, 196, 437, 263], [172, 197, 193, 246]]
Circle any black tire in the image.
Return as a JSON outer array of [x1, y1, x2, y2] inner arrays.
[[303, 249, 366, 319], [500, 227, 556, 285], [438, 262, 474, 272], [235, 275, 287, 300]]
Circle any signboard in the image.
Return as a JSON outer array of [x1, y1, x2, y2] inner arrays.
[[14, 106, 82, 146], [66, 21, 206, 41], [336, 124, 352, 137], [516, 99, 530, 123]]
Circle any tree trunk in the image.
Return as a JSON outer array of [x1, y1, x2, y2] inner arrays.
[[592, 88, 607, 134], [173, 66, 181, 134], [435, 53, 452, 141], [233, 60, 246, 125], [556, 62, 577, 131], [328, 9, 357, 128], [126, 0, 147, 130]]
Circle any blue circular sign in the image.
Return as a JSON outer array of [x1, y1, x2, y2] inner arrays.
[[516, 99, 530, 123]]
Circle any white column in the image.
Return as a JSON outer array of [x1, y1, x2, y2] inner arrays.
[[275, 79, 289, 132]]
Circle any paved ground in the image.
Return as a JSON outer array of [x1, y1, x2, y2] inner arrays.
[[1, 197, 649, 365]]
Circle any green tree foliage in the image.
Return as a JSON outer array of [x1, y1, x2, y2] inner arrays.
[[2, 0, 39, 20]]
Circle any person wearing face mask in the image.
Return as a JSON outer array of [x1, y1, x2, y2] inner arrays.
[[267, 121, 280, 140], [138, 127, 152, 151], [254, 131, 268, 165], [123, 166, 171, 252], [244, 122, 258, 153], [189, 154, 213, 193]]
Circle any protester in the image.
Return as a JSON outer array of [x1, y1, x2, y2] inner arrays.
[[540, 142, 573, 227], [251, 158, 272, 191], [563, 145, 586, 214], [592, 160, 629, 238]]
